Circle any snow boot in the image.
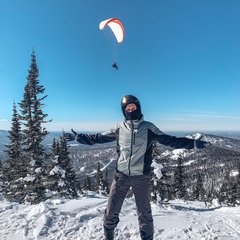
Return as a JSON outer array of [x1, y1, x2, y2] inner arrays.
[[140, 231, 153, 240], [104, 227, 114, 240]]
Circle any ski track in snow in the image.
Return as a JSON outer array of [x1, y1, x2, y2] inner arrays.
[[0, 194, 240, 240]]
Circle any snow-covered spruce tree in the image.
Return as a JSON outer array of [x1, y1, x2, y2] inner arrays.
[[193, 171, 206, 202], [51, 138, 60, 157], [96, 161, 105, 195], [3, 101, 27, 202], [150, 142, 161, 204], [103, 167, 110, 195], [18, 50, 51, 204], [173, 155, 187, 200], [0, 160, 3, 200], [82, 176, 92, 195], [45, 138, 61, 198], [75, 178, 83, 196], [150, 166, 161, 204], [236, 161, 240, 203], [58, 133, 77, 198], [154, 164, 173, 203], [219, 171, 238, 206], [150, 142, 171, 205], [47, 133, 77, 199]]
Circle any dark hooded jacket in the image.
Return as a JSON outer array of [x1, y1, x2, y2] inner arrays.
[[73, 95, 198, 176]]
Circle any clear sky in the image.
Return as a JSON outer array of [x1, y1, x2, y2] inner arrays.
[[1, 0, 240, 133]]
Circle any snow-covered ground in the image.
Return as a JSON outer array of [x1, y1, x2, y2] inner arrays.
[[0, 193, 240, 240]]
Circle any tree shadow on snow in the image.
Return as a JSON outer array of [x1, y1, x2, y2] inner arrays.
[[170, 204, 222, 212]]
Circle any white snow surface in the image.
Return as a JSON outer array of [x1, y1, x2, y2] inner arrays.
[[0, 193, 240, 240]]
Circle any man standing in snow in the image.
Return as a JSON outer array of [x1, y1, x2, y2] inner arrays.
[[65, 95, 208, 240]]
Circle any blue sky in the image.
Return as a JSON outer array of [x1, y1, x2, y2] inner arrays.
[[1, 0, 240, 133]]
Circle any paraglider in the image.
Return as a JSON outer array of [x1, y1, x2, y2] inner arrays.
[[112, 62, 118, 70], [99, 18, 124, 69]]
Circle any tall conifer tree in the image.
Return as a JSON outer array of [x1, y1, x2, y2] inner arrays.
[[58, 133, 77, 198], [18, 50, 50, 204], [173, 156, 187, 200], [4, 102, 26, 202]]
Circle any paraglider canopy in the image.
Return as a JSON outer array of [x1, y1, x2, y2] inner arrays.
[[99, 18, 124, 43]]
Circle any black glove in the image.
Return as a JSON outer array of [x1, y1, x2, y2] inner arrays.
[[65, 129, 77, 142], [195, 139, 211, 149]]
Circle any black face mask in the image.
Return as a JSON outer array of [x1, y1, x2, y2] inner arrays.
[[124, 108, 142, 120]]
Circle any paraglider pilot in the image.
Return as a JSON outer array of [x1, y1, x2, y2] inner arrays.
[[112, 62, 118, 70]]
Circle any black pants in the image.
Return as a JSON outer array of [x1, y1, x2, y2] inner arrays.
[[103, 172, 154, 239]]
